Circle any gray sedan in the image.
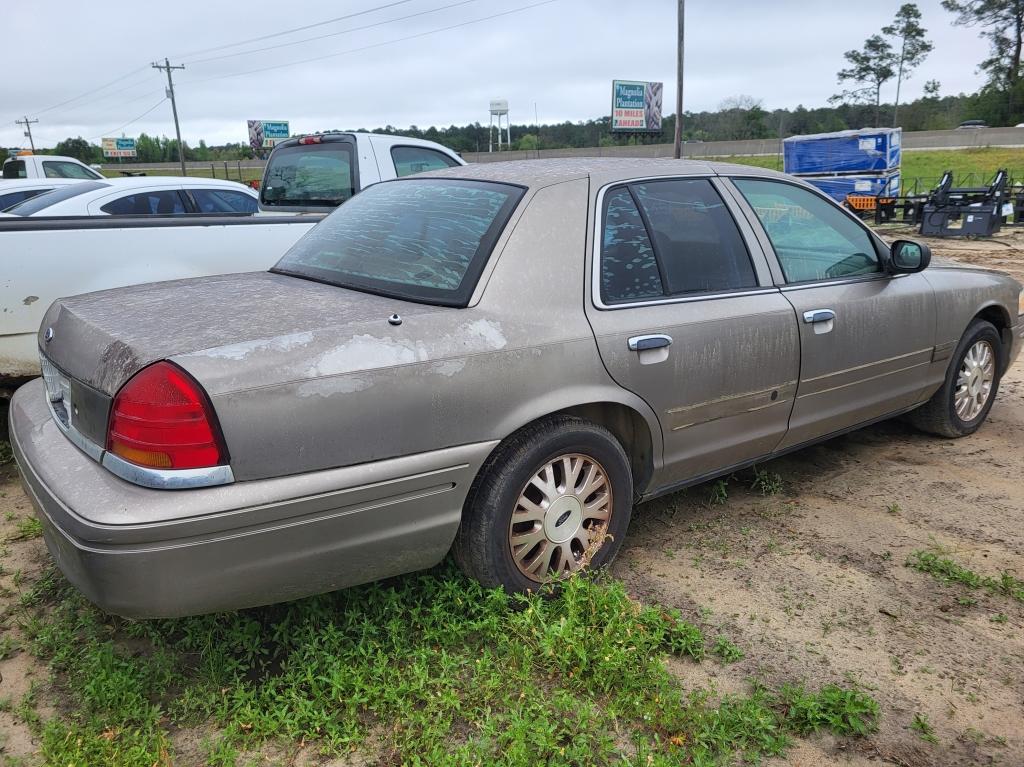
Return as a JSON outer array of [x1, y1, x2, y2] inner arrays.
[[9, 159, 1024, 617]]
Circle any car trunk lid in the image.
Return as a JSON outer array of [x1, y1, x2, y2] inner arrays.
[[39, 271, 440, 397]]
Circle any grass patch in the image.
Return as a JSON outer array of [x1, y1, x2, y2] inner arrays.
[[705, 478, 730, 507], [0, 440, 12, 466], [907, 550, 1024, 602], [750, 466, 784, 496], [911, 712, 938, 744], [16, 565, 878, 766], [8, 516, 42, 542], [712, 635, 744, 664]]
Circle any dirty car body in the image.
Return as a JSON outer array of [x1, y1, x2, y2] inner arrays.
[[9, 159, 1024, 617]]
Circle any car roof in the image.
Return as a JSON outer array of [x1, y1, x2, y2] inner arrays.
[[418, 157, 790, 189], [98, 176, 255, 191]]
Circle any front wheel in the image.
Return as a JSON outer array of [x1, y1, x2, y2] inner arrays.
[[908, 319, 1003, 438], [453, 416, 633, 593]]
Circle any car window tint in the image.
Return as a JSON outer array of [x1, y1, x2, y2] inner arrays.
[[391, 146, 459, 177], [734, 179, 880, 283], [190, 188, 258, 213], [2, 160, 26, 179], [0, 188, 49, 210], [42, 160, 101, 179], [274, 178, 523, 307], [632, 179, 757, 295], [100, 190, 187, 215], [262, 143, 355, 207], [600, 187, 663, 304]]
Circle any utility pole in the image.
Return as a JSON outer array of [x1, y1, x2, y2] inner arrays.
[[672, 0, 685, 159], [15, 117, 38, 152], [152, 58, 187, 176]]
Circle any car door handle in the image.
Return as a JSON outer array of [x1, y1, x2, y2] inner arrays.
[[803, 309, 836, 324], [628, 334, 673, 351]]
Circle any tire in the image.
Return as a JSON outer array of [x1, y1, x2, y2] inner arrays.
[[908, 319, 1003, 438], [453, 415, 633, 593]]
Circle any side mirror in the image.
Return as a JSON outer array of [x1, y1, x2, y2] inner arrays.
[[889, 239, 931, 273]]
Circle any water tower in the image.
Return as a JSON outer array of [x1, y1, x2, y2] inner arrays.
[[489, 99, 511, 152]]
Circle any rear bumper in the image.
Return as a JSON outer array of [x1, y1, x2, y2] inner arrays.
[[10, 379, 496, 618]]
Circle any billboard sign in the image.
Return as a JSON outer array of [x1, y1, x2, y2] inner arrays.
[[611, 80, 663, 133], [247, 120, 290, 151], [101, 137, 137, 158]]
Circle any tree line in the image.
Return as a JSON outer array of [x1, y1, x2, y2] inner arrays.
[[7, 0, 1023, 164]]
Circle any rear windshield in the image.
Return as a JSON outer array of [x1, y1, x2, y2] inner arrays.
[[4, 180, 110, 215], [3, 160, 26, 179], [272, 178, 524, 306], [261, 142, 356, 208]]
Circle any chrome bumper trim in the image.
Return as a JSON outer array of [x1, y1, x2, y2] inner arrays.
[[101, 451, 235, 490]]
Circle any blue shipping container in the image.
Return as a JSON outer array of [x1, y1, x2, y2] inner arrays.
[[804, 172, 901, 203], [784, 128, 901, 175]]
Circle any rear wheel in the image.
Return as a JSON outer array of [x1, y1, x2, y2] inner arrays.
[[908, 320, 1002, 438], [453, 416, 633, 593]]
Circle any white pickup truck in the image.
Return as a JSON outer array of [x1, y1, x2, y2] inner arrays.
[[1, 133, 465, 383], [2, 154, 104, 181]]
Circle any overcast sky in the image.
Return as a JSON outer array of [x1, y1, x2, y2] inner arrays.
[[1, 0, 990, 150]]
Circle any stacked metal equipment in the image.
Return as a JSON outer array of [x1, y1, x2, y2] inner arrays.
[[783, 128, 901, 203], [919, 169, 1010, 237]]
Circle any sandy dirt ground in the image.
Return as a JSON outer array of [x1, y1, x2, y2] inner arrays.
[[0, 228, 1022, 765]]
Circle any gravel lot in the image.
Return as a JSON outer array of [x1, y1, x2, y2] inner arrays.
[[0, 228, 1021, 766]]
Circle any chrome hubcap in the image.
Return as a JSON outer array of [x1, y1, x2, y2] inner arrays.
[[954, 340, 995, 422], [509, 453, 613, 581]]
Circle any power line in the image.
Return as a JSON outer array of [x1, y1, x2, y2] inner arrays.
[[0, 65, 150, 127], [179, 0, 559, 87], [169, 0, 417, 60], [87, 98, 166, 141], [32, 66, 149, 118], [184, 0, 480, 66]]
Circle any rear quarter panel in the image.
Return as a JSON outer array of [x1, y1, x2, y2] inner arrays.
[[922, 263, 1022, 380]]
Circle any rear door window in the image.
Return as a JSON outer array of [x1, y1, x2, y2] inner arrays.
[[632, 179, 757, 295], [262, 142, 356, 208], [600, 187, 664, 303], [100, 190, 188, 215], [189, 188, 258, 213], [42, 160, 102, 179], [599, 178, 757, 304], [391, 146, 460, 177]]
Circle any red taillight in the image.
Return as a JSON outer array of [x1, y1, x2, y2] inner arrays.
[[107, 361, 227, 471], [298, 135, 323, 145]]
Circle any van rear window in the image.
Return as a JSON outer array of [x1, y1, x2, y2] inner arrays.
[[261, 143, 355, 208], [272, 178, 524, 307], [3, 160, 26, 179]]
